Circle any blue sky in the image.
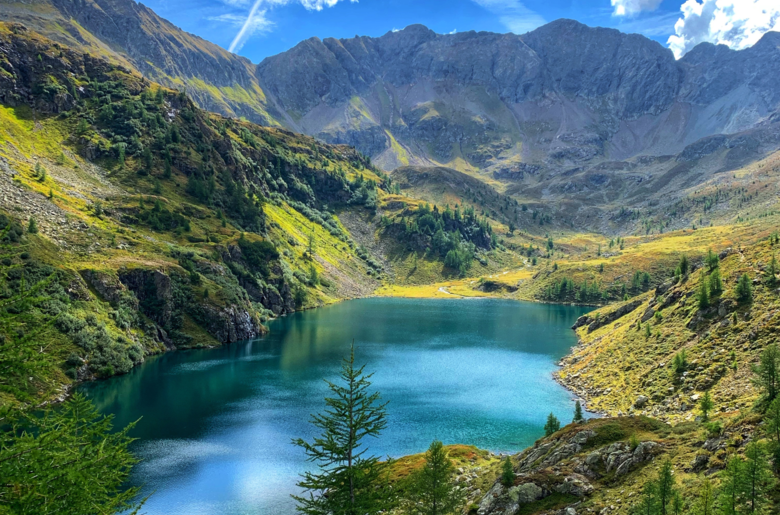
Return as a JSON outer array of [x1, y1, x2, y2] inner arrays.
[[143, 0, 779, 62]]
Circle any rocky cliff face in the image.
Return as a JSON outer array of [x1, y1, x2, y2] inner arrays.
[[255, 20, 780, 171]]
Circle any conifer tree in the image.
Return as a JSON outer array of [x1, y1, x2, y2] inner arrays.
[[573, 401, 584, 423], [736, 273, 753, 304], [705, 249, 719, 270], [656, 459, 677, 515], [544, 413, 560, 436], [753, 344, 780, 404], [501, 457, 515, 487], [293, 343, 389, 515], [671, 491, 684, 515], [766, 397, 780, 472], [718, 456, 744, 515], [709, 268, 723, 296], [766, 254, 778, 287], [0, 393, 143, 514], [693, 479, 715, 515], [27, 217, 37, 234], [634, 480, 658, 515], [405, 441, 464, 515], [678, 255, 689, 277], [699, 390, 714, 422], [698, 276, 710, 310], [740, 442, 775, 514]]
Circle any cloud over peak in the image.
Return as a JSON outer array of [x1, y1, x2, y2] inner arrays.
[[610, 0, 663, 17], [470, 0, 545, 34], [667, 0, 780, 59]]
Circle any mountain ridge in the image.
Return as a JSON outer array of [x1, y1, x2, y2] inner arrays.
[[3, 0, 779, 173]]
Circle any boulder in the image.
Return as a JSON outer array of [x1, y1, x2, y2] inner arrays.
[[509, 482, 544, 503], [718, 299, 736, 317], [554, 474, 593, 497]]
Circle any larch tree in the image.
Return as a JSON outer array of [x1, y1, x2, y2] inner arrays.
[[404, 440, 464, 515], [292, 343, 389, 515]]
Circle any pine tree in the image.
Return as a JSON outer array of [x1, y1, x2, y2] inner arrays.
[[698, 276, 710, 310], [709, 268, 723, 295], [656, 459, 677, 515], [766, 254, 778, 287], [678, 255, 689, 276], [705, 249, 720, 271], [501, 457, 514, 487], [0, 393, 143, 513], [693, 479, 715, 515], [671, 491, 684, 515], [27, 217, 37, 234], [753, 344, 780, 404], [740, 441, 776, 514], [293, 343, 389, 515], [634, 480, 658, 515], [544, 413, 560, 436], [718, 456, 744, 515], [573, 401, 584, 423], [766, 397, 780, 472], [404, 441, 464, 515], [736, 273, 753, 304], [699, 390, 714, 422]]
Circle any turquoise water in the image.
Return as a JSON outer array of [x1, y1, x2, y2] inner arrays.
[[80, 297, 590, 514]]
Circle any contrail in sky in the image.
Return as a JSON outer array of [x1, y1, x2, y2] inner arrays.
[[229, 0, 264, 53]]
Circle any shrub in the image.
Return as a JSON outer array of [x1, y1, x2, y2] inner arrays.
[[672, 350, 688, 375]]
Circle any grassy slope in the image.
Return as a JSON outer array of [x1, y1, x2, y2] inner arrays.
[[0, 23, 397, 407], [558, 232, 780, 421]]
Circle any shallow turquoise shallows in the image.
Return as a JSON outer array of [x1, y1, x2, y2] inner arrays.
[[80, 297, 591, 514]]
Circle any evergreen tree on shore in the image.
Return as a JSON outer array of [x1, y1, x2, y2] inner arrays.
[[0, 394, 143, 514], [293, 343, 389, 515], [573, 401, 584, 423], [404, 441, 464, 515], [544, 413, 561, 436]]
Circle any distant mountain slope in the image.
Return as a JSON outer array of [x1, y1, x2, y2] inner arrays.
[[3, 0, 780, 234], [256, 21, 780, 171], [391, 166, 523, 226], [0, 0, 281, 124]]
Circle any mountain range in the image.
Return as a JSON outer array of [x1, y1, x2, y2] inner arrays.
[[4, 1, 779, 168]]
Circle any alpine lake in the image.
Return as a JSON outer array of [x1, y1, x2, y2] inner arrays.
[[80, 297, 592, 514]]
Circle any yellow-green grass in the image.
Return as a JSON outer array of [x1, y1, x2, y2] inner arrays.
[[559, 236, 780, 422]]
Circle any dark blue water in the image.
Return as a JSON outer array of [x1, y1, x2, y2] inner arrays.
[[80, 297, 590, 514]]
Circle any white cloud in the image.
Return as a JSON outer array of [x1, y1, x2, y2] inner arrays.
[[610, 0, 663, 17], [471, 0, 545, 34], [223, 0, 357, 53], [667, 0, 780, 59]]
